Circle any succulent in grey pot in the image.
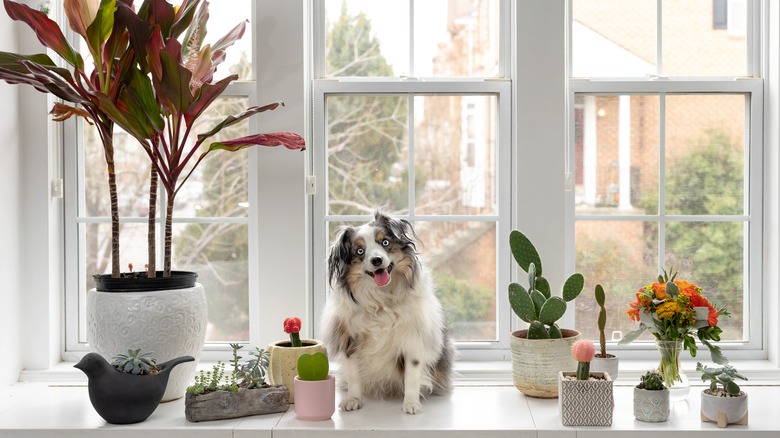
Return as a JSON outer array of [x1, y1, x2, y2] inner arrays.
[[633, 369, 670, 422]]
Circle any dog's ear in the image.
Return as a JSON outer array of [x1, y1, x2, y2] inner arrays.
[[375, 211, 419, 251], [327, 226, 355, 286]]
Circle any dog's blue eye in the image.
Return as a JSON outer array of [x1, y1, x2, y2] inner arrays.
[[357, 248, 364, 255], [382, 239, 390, 247]]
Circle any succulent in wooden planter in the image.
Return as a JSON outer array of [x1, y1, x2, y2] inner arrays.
[[697, 362, 748, 427], [184, 344, 289, 422]]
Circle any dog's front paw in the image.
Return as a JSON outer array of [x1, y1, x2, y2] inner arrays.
[[340, 397, 363, 411], [402, 400, 423, 415]]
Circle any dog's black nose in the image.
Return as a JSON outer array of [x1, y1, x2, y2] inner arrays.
[[371, 257, 383, 267]]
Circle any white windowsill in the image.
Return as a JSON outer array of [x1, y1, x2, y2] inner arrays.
[[18, 359, 780, 386], [1, 379, 779, 437]]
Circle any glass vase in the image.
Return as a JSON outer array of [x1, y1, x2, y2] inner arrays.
[[655, 339, 690, 402]]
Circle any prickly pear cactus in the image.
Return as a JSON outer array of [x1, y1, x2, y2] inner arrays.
[[508, 231, 584, 339]]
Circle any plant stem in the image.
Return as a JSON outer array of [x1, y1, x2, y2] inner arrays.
[[163, 194, 174, 277], [576, 362, 590, 380], [290, 332, 302, 347], [147, 166, 158, 278]]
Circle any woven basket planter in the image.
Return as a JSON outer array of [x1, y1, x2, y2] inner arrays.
[[558, 371, 614, 426], [510, 329, 581, 398]]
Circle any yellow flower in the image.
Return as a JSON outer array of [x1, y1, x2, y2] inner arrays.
[[656, 301, 680, 319]]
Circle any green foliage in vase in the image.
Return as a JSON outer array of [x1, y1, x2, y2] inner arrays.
[[508, 230, 584, 339], [697, 362, 747, 396]]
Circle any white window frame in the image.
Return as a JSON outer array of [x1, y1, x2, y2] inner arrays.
[[35, 0, 776, 372], [567, 0, 766, 360]]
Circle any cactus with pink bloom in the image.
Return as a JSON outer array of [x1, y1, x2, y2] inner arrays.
[[571, 340, 596, 380]]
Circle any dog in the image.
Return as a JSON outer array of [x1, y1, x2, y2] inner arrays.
[[322, 211, 454, 414]]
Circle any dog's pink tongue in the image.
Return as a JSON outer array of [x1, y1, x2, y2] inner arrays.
[[374, 269, 391, 287]]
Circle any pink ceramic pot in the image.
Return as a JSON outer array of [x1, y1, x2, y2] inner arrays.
[[293, 375, 336, 421]]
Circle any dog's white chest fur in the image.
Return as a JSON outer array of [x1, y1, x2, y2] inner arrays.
[[322, 212, 454, 414]]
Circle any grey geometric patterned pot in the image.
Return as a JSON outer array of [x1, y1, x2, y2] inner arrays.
[[634, 386, 670, 422], [558, 371, 614, 426]]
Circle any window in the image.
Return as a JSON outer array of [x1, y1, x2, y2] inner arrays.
[[570, 0, 763, 355], [310, 0, 511, 357], [64, 0, 256, 351]]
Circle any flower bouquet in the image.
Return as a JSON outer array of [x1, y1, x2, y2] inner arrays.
[[619, 269, 729, 390]]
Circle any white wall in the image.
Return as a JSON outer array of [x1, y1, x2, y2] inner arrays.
[[0, 11, 23, 385], [252, 0, 308, 347]]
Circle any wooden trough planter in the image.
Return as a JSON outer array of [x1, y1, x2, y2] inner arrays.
[[185, 386, 290, 422]]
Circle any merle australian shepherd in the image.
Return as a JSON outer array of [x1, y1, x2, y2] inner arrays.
[[322, 211, 454, 414]]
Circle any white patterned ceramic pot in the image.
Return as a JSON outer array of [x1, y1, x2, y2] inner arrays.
[[86, 284, 208, 401], [633, 386, 670, 422], [510, 329, 581, 398], [558, 371, 614, 426], [591, 354, 619, 381], [267, 339, 326, 403]]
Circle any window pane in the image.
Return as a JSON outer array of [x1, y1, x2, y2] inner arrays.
[[416, 221, 497, 342], [324, 0, 499, 78], [575, 221, 658, 341], [175, 97, 250, 219], [574, 95, 660, 215], [662, 0, 747, 77], [665, 221, 744, 341], [665, 95, 745, 216], [414, 95, 498, 216], [572, 0, 657, 77], [173, 223, 249, 342], [83, 126, 153, 218], [413, 0, 500, 77], [171, 0, 253, 80], [326, 95, 409, 215], [324, 0, 409, 76]]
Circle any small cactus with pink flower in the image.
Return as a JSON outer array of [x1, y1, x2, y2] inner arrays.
[[571, 340, 596, 380], [284, 317, 303, 347]]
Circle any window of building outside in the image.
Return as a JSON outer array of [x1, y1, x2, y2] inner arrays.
[[310, 0, 510, 358], [570, 0, 763, 357]]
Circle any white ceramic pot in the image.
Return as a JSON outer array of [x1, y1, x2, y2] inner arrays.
[[700, 390, 748, 427], [591, 354, 619, 381], [267, 339, 326, 403], [510, 329, 581, 398], [633, 386, 670, 422], [86, 284, 208, 401], [294, 375, 336, 421]]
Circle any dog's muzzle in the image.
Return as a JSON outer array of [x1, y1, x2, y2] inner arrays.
[[367, 262, 394, 287]]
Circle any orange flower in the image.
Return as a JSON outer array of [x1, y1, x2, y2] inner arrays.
[[686, 292, 710, 308], [652, 282, 667, 299], [675, 279, 699, 297], [627, 307, 640, 321], [707, 304, 719, 327]]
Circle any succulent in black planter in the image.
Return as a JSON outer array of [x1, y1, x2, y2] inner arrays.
[[74, 349, 194, 424]]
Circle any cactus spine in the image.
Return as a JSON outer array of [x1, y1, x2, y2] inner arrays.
[[508, 230, 584, 339], [595, 284, 607, 357]]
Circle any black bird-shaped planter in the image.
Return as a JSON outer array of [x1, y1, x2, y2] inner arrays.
[[75, 352, 195, 424]]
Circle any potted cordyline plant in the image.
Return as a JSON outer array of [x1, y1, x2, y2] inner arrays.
[[0, 0, 305, 401]]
